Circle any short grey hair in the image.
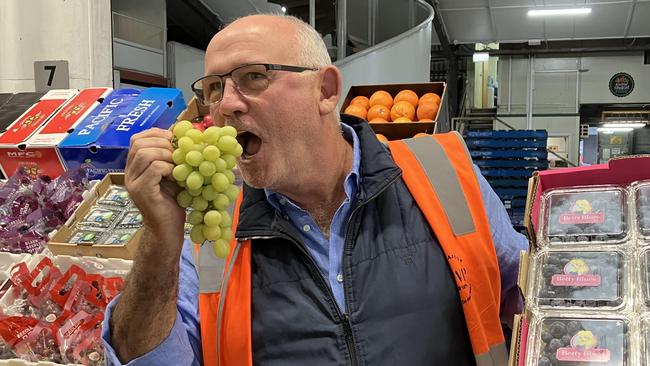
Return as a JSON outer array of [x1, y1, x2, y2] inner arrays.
[[281, 15, 332, 68]]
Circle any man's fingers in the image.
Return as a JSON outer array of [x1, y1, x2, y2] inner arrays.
[[130, 128, 173, 142], [127, 148, 173, 182], [127, 137, 174, 165], [130, 160, 175, 192]]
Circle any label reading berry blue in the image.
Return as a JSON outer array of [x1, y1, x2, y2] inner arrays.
[[551, 259, 601, 287]]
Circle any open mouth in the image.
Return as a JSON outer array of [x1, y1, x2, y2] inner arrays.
[[236, 131, 262, 159]]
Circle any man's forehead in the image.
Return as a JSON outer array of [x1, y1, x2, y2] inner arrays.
[[205, 21, 297, 73]]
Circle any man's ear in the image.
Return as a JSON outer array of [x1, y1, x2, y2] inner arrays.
[[318, 65, 342, 115]]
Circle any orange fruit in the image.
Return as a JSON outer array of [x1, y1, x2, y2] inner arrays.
[[414, 132, 429, 138], [370, 117, 388, 123], [416, 102, 439, 120], [350, 96, 370, 110], [393, 117, 412, 122], [418, 118, 434, 122], [419, 92, 441, 105], [344, 104, 367, 120], [367, 104, 391, 121], [376, 134, 389, 142], [394, 90, 419, 108], [390, 101, 416, 121], [369, 90, 393, 109]]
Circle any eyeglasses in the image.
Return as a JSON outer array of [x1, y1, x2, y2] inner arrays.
[[191, 63, 319, 106]]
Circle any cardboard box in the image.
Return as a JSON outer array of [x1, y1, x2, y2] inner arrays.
[[0, 88, 117, 179], [0, 92, 45, 133], [58, 89, 142, 179], [58, 87, 186, 180], [339, 82, 446, 140], [509, 155, 650, 366], [48, 173, 142, 260]]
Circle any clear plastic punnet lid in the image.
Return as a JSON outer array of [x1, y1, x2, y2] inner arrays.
[[540, 186, 628, 246], [634, 181, 650, 242], [642, 315, 650, 365], [528, 315, 629, 366], [533, 250, 626, 310], [641, 250, 650, 308]]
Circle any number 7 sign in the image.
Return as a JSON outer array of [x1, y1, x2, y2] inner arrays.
[[34, 60, 70, 91]]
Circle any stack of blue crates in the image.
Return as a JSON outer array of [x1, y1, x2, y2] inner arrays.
[[465, 130, 549, 231]]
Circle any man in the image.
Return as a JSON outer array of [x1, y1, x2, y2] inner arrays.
[[103, 14, 527, 366]]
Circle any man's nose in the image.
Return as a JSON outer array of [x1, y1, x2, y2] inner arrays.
[[217, 78, 247, 118]]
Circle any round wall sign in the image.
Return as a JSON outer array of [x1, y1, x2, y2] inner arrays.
[[609, 72, 634, 97]]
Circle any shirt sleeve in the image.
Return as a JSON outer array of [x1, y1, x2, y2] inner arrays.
[[102, 239, 203, 366], [473, 165, 529, 327]]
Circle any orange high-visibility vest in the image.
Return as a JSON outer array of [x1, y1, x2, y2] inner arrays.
[[197, 132, 507, 366]]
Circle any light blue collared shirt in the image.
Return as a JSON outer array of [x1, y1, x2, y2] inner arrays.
[[264, 123, 361, 312]]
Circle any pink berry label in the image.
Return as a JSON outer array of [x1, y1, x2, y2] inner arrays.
[[556, 347, 611, 362], [551, 274, 601, 287], [559, 212, 605, 225]]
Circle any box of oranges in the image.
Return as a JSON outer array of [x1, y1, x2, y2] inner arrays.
[[340, 82, 446, 141]]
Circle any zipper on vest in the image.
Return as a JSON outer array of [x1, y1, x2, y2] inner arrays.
[[251, 230, 361, 366], [342, 314, 358, 366]]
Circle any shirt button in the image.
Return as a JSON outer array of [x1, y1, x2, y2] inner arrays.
[[302, 224, 311, 232], [279, 198, 287, 205], [336, 273, 344, 283]]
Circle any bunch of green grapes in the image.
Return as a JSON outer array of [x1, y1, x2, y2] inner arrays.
[[171, 120, 242, 258]]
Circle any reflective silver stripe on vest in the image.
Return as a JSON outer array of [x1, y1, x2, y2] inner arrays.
[[198, 241, 226, 294], [475, 342, 508, 366], [402, 136, 476, 236], [215, 241, 242, 366]]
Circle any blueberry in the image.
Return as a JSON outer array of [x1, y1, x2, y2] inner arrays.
[[541, 330, 553, 343], [538, 356, 551, 366], [546, 338, 563, 354], [561, 335, 571, 346], [549, 321, 567, 338]]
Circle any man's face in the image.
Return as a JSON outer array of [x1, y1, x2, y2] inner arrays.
[[204, 17, 322, 191]]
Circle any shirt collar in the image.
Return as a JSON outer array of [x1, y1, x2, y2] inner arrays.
[[264, 122, 361, 212]]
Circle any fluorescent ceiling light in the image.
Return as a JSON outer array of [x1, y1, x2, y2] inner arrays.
[[597, 127, 633, 133], [528, 8, 591, 17], [602, 123, 646, 128], [473, 52, 489, 62]]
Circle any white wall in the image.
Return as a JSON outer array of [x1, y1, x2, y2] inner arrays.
[[167, 42, 206, 103], [0, 0, 113, 92], [581, 54, 650, 104], [497, 52, 650, 166]]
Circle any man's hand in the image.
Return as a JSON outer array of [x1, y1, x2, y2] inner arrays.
[[110, 128, 186, 362], [125, 128, 185, 251]]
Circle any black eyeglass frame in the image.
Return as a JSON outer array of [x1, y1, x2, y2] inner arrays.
[[190, 63, 319, 106]]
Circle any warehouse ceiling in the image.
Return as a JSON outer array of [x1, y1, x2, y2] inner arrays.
[[434, 0, 650, 44]]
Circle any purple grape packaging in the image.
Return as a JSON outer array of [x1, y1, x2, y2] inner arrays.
[[48, 173, 143, 259]]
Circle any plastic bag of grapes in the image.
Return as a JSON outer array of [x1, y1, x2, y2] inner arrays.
[[532, 250, 627, 310], [170, 120, 243, 259], [527, 315, 630, 366], [539, 186, 628, 247]]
